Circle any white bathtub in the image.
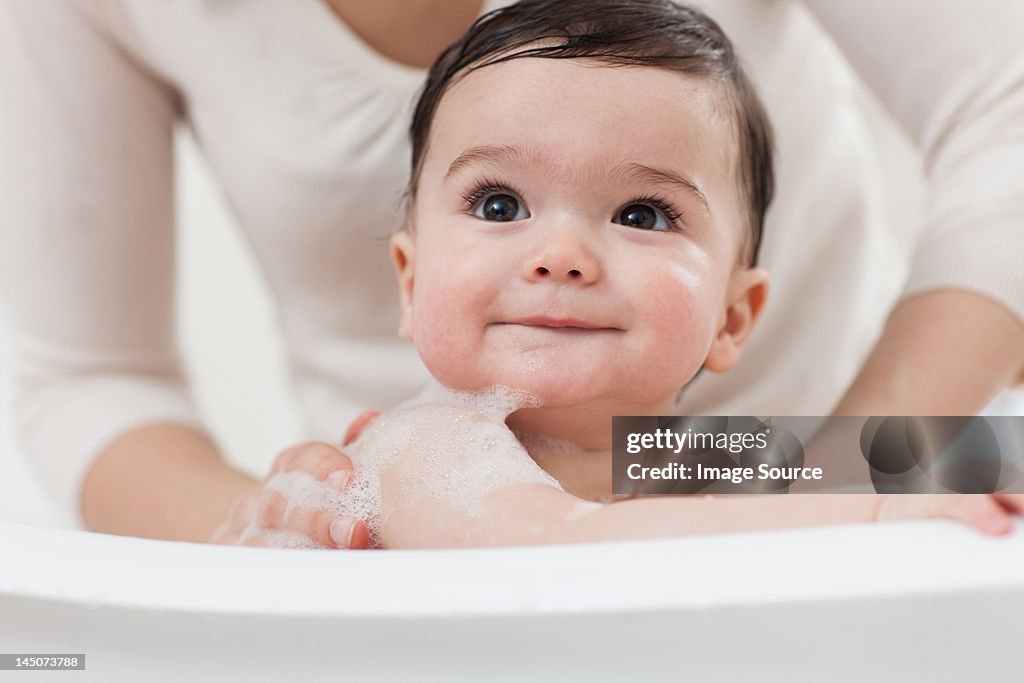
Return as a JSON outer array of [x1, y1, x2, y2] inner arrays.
[[3, 519, 1024, 681]]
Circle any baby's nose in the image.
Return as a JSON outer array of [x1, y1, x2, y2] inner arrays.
[[523, 239, 600, 284]]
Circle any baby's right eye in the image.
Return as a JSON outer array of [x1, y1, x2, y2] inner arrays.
[[463, 183, 531, 223], [476, 194, 527, 222]]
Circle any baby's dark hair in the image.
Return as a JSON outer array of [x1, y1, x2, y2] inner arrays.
[[405, 0, 775, 266]]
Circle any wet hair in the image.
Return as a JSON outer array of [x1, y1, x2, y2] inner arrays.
[[405, 0, 775, 266]]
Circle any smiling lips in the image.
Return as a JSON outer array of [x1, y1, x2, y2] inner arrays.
[[501, 316, 622, 331]]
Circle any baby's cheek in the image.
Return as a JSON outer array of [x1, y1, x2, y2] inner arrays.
[[410, 280, 485, 391], [412, 298, 461, 376], [640, 272, 718, 384]]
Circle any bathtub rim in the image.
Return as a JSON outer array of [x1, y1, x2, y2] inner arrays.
[[3, 519, 1024, 617]]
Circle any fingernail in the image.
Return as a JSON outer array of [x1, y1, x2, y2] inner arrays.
[[330, 518, 357, 547], [325, 470, 350, 492]]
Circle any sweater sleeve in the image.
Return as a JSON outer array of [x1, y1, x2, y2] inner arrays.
[[0, 0, 205, 526], [804, 0, 1024, 323]]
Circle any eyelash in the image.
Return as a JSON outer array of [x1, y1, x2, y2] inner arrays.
[[628, 193, 684, 229], [460, 175, 527, 213], [459, 176, 686, 231]]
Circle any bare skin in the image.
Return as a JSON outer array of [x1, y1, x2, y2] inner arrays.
[[834, 289, 1024, 416], [209, 412, 378, 548], [353, 403, 1024, 549], [81, 422, 369, 548], [81, 423, 259, 543]]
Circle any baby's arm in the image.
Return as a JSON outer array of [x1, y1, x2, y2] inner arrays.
[[357, 405, 1020, 549], [381, 478, 1019, 548]]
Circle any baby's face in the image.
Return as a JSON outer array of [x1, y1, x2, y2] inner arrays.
[[393, 57, 767, 412]]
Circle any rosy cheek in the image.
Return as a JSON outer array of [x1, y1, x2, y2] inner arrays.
[[639, 266, 717, 380], [408, 267, 483, 389], [412, 285, 458, 353]]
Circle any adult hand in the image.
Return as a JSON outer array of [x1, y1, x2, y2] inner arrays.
[[209, 411, 380, 548], [873, 493, 1024, 536]]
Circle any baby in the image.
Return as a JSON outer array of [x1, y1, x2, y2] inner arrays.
[[239, 0, 1024, 548]]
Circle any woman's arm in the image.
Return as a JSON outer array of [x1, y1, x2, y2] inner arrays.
[[80, 424, 257, 542], [0, 2, 368, 545], [803, 0, 1024, 413], [0, 3, 287, 545], [84, 424, 368, 547], [833, 290, 1024, 416], [0, 1, 210, 529]]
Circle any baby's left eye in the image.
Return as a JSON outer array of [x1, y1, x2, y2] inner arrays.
[[614, 202, 678, 231]]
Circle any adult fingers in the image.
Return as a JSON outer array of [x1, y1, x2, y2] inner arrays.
[[876, 494, 1012, 536], [992, 493, 1024, 517], [249, 481, 368, 549], [209, 491, 258, 545], [947, 495, 1012, 536], [275, 441, 355, 485], [343, 410, 381, 446]]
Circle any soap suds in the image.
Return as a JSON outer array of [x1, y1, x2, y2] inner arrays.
[[250, 381, 562, 548], [564, 500, 603, 522]]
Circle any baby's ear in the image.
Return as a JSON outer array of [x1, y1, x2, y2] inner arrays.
[[389, 230, 416, 341], [703, 267, 770, 373]]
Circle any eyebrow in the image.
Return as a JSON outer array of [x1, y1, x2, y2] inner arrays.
[[444, 144, 711, 217]]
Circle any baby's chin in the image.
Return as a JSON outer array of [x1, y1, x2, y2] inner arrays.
[[424, 358, 620, 411], [419, 339, 695, 412]]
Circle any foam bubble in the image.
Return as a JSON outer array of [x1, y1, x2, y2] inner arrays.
[[243, 380, 563, 549], [237, 522, 326, 549], [402, 382, 541, 419], [344, 380, 561, 546], [564, 501, 603, 522]]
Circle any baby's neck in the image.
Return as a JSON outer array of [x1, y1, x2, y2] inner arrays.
[[505, 402, 662, 502], [512, 428, 613, 502]]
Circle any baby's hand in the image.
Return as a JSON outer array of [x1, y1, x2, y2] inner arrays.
[[874, 493, 1024, 536], [209, 416, 378, 548]]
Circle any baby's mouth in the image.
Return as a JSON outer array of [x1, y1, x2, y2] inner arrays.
[[496, 316, 624, 332]]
